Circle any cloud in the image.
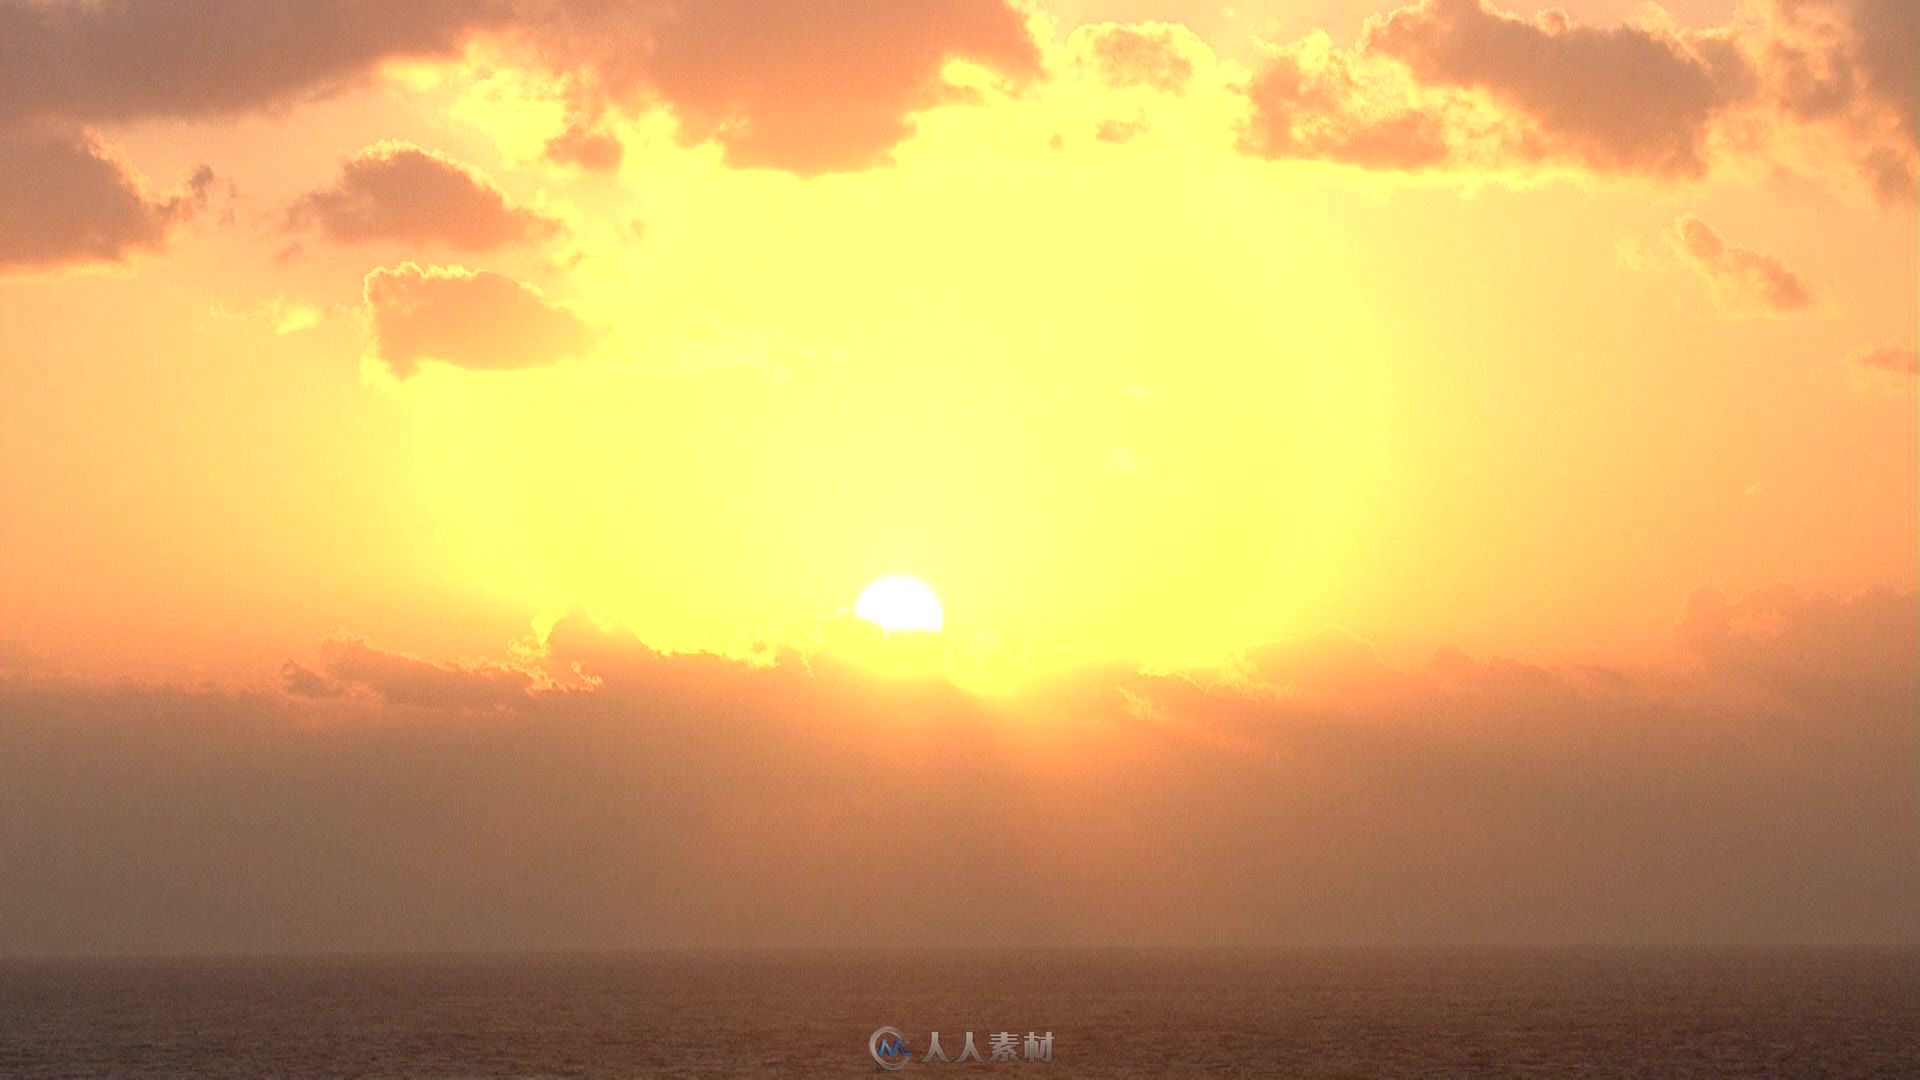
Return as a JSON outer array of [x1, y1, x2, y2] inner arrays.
[[278, 660, 343, 700], [283, 638, 540, 709], [1235, 1, 1742, 177], [1856, 343, 1920, 376], [0, 127, 212, 270], [544, 123, 623, 173], [362, 263, 596, 378], [4, 584, 1911, 954], [1860, 147, 1917, 204], [1239, 35, 1452, 170], [1, 0, 1908, 200], [0, 0, 505, 126], [1233, 0, 1913, 198], [1238, 628, 1399, 699], [289, 142, 560, 251], [1673, 216, 1814, 312], [0, 1, 1038, 180], [1680, 584, 1918, 701], [516, 0, 1042, 174], [1760, 0, 1919, 200], [1073, 22, 1198, 93], [0, 2, 504, 268], [0, 1, 1033, 278], [1093, 116, 1150, 144], [1849, 0, 1919, 145], [1360, 0, 1738, 177]]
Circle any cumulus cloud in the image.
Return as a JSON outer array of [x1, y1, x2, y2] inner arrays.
[[0, 2, 506, 268], [1360, 0, 1739, 177], [1, 584, 1911, 954], [514, 0, 1042, 173], [0, 127, 212, 270], [1240, 36, 1452, 170], [362, 263, 595, 378], [1855, 343, 1920, 376], [1234, 0, 1915, 198], [290, 142, 560, 251], [1673, 216, 1814, 312], [1236, 1, 1739, 176]]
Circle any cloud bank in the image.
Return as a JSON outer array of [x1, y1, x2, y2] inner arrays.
[[0, 585, 1912, 954]]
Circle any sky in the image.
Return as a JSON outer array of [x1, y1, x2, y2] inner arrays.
[[0, 0, 1915, 953]]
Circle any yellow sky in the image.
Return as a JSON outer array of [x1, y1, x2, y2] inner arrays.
[[0, 0, 1913, 688]]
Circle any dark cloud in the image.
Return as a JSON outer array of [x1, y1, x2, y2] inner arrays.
[[290, 142, 561, 251], [1765, 0, 1919, 202], [0, 585, 1912, 954], [0, 0, 505, 126], [1850, 0, 1919, 145], [0, 127, 212, 271], [1361, 0, 1736, 177], [362, 262, 596, 378], [1770, 0, 1918, 144], [1674, 216, 1814, 312]]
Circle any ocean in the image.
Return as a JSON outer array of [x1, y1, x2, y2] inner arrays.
[[1, 948, 1914, 1078]]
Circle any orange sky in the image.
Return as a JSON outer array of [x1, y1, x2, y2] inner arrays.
[[0, 0, 1914, 951]]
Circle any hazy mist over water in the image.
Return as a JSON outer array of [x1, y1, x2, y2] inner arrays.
[[2, 947, 1914, 1079]]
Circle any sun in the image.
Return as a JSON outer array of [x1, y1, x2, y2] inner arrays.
[[854, 575, 944, 634]]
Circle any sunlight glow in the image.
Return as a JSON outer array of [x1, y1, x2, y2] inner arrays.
[[854, 576, 945, 634]]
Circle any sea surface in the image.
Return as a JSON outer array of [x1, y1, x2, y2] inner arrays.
[[1, 948, 1914, 1079]]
